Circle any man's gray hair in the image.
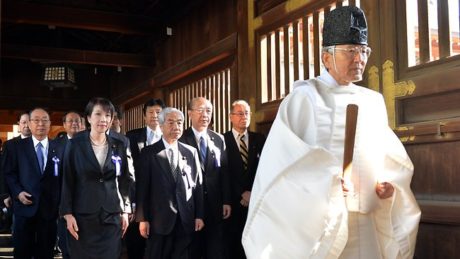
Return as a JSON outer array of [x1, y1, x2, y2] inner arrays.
[[158, 107, 184, 125]]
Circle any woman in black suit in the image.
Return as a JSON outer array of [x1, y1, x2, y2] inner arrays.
[[60, 97, 134, 258]]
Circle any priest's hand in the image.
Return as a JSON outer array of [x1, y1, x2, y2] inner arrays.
[[341, 179, 353, 197], [376, 182, 394, 199]]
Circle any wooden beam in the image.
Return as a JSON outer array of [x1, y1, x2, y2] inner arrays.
[[0, 96, 88, 114], [2, 0, 161, 36], [1, 44, 155, 68]]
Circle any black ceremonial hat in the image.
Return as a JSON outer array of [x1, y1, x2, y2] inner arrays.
[[322, 6, 368, 46]]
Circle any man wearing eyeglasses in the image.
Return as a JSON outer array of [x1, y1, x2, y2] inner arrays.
[[1, 112, 32, 225], [4, 108, 62, 258], [180, 97, 231, 259], [223, 100, 265, 259], [243, 6, 420, 259]]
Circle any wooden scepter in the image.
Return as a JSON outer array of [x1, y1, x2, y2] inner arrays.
[[342, 104, 359, 181]]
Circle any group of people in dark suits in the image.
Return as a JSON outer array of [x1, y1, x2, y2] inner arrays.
[[0, 96, 266, 259]]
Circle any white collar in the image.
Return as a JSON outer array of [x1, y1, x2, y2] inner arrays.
[[162, 138, 178, 150], [232, 128, 248, 140], [147, 126, 161, 136], [32, 136, 48, 149], [317, 70, 359, 94], [191, 127, 207, 141]]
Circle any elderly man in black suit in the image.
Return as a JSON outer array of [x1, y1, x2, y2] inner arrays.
[[125, 98, 165, 258], [223, 100, 266, 259], [4, 108, 63, 258], [136, 107, 204, 259], [1, 111, 31, 209], [179, 97, 231, 259]]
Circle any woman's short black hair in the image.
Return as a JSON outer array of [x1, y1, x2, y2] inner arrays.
[[84, 97, 115, 128]]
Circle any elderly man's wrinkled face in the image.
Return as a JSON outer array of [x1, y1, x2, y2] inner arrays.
[[322, 44, 370, 85], [188, 98, 212, 132], [160, 112, 183, 143]]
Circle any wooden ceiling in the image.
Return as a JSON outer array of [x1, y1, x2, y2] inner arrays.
[[1, 0, 203, 68]]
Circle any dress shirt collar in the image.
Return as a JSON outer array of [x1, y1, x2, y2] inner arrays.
[[32, 135, 48, 149], [191, 127, 208, 143], [147, 126, 162, 138], [232, 128, 248, 142], [162, 138, 178, 151]]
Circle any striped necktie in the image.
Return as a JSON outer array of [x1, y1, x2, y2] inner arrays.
[[239, 134, 248, 170], [169, 148, 178, 181]]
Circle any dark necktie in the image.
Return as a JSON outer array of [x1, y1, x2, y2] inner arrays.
[[239, 134, 248, 170], [36, 142, 44, 174], [169, 148, 178, 181], [199, 136, 207, 164]]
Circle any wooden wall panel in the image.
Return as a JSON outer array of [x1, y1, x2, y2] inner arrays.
[[415, 223, 460, 258], [154, 0, 236, 73], [400, 90, 460, 124], [407, 142, 460, 199]]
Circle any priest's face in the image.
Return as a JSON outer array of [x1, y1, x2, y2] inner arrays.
[[322, 44, 370, 85]]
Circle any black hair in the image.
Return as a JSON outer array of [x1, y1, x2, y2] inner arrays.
[[114, 106, 124, 120], [143, 99, 166, 115]]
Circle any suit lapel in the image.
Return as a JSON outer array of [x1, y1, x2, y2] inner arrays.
[[82, 132, 105, 172], [157, 148, 176, 183], [101, 137, 115, 173], [44, 141, 58, 177]]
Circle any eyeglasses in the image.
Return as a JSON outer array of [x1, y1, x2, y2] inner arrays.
[[193, 108, 212, 114], [30, 119, 50, 124], [327, 46, 372, 58], [231, 112, 251, 117]]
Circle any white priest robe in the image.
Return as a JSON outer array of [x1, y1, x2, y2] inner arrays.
[[242, 72, 420, 259]]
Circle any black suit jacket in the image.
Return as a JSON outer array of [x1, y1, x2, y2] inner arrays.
[[223, 131, 265, 202], [136, 140, 204, 235], [60, 131, 134, 215], [125, 127, 149, 164], [4, 137, 63, 220], [179, 128, 230, 225]]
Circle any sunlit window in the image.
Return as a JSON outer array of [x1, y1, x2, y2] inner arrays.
[[406, 0, 460, 67], [258, 0, 357, 103]]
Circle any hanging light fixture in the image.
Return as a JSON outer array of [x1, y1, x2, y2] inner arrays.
[[42, 64, 77, 90]]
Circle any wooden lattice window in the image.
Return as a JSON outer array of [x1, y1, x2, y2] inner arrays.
[[123, 104, 144, 132], [168, 68, 232, 133], [404, 0, 460, 67], [258, 0, 360, 104]]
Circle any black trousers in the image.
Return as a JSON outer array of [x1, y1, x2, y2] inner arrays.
[[124, 221, 146, 259], [57, 217, 70, 259], [13, 214, 57, 259], [145, 217, 192, 259], [191, 220, 226, 259]]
